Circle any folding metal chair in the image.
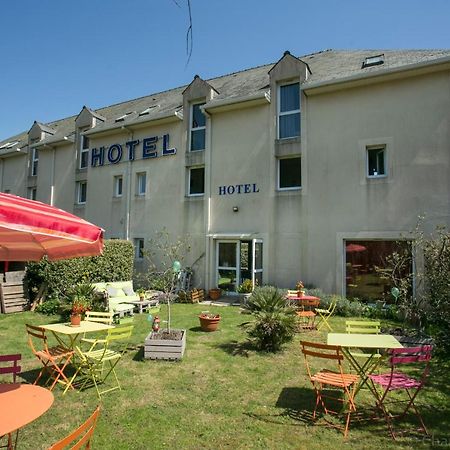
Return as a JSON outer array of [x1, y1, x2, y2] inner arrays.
[[26, 324, 74, 391], [83, 311, 114, 344], [369, 345, 433, 439], [48, 406, 100, 449], [0, 354, 21, 450], [315, 296, 337, 331], [300, 340, 359, 438], [68, 326, 133, 398], [0, 353, 21, 382]]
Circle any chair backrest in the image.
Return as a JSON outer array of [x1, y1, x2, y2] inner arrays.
[[106, 325, 134, 344], [85, 311, 114, 325], [346, 320, 380, 334], [287, 290, 298, 297], [0, 354, 21, 382], [300, 340, 346, 378], [26, 324, 48, 354], [48, 406, 100, 450], [388, 345, 433, 367]]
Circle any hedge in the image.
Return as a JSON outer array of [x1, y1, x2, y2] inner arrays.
[[25, 239, 134, 301]]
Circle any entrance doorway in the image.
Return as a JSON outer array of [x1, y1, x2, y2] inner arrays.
[[216, 239, 263, 294]]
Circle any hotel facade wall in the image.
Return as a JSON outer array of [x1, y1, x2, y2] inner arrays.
[[1, 52, 449, 296]]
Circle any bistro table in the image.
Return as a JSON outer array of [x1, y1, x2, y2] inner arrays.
[[40, 320, 115, 350], [0, 383, 54, 449], [327, 333, 403, 396], [288, 295, 320, 330]]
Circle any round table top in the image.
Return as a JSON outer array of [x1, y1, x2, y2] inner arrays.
[[0, 383, 54, 436]]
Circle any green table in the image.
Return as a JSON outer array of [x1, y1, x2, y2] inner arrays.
[[41, 321, 114, 349], [327, 333, 403, 396]]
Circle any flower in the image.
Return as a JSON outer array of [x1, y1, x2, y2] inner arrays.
[[296, 281, 304, 290], [71, 296, 91, 315]]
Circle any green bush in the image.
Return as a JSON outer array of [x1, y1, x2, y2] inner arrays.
[[35, 299, 61, 315], [246, 286, 296, 352], [25, 239, 134, 302]]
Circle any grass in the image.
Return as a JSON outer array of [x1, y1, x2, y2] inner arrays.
[[1, 304, 449, 449]]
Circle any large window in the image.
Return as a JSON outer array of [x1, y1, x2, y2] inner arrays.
[[278, 82, 300, 139], [136, 172, 146, 196], [278, 157, 301, 190], [27, 187, 37, 200], [345, 240, 412, 302], [190, 103, 206, 151], [79, 135, 90, 169], [31, 148, 39, 176], [367, 146, 386, 178], [189, 167, 205, 196], [76, 181, 87, 204]]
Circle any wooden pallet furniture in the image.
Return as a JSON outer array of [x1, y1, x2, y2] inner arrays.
[[0, 279, 28, 314]]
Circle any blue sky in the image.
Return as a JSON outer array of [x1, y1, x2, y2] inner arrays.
[[1, 0, 449, 139]]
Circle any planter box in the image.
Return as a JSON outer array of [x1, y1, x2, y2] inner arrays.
[[144, 329, 186, 361]]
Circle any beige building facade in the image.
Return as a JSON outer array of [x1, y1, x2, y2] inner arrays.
[[1, 49, 450, 301]]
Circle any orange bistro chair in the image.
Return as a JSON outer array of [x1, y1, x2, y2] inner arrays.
[[48, 406, 100, 449], [300, 341, 359, 438], [26, 324, 75, 391]]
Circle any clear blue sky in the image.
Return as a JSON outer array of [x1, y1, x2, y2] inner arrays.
[[1, 0, 449, 139]]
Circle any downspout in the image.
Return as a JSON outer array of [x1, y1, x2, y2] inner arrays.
[[121, 126, 133, 240], [0, 158, 3, 192], [50, 146, 56, 206], [202, 108, 212, 290]]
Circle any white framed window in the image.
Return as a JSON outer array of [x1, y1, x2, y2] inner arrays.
[[190, 102, 206, 151], [134, 238, 144, 260], [114, 175, 123, 197], [76, 181, 87, 204], [278, 157, 301, 190], [79, 135, 90, 169], [136, 172, 146, 196], [278, 82, 300, 139], [27, 187, 37, 200], [188, 167, 205, 196], [31, 148, 39, 176], [367, 146, 386, 178]]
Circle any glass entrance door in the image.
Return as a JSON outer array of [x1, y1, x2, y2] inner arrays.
[[216, 240, 263, 293]]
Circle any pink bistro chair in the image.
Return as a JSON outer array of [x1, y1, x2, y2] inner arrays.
[[369, 345, 432, 439], [0, 354, 22, 449]]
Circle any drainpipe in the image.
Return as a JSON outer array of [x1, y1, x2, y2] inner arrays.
[[121, 125, 133, 241], [50, 146, 56, 206]]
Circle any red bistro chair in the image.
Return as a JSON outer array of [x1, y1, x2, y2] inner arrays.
[[369, 345, 433, 439]]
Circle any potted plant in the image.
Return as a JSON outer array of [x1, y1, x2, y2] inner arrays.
[[136, 287, 146, 301], [237, 279, 254, 304], [296, 281, 306, 297], [208, 288, 222, 300], [198, 312, 221, 332], [70, 296, 91, 326]]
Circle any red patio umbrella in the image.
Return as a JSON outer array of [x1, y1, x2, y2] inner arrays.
[[0, 193, 103, 261], [345, 243, 367, 253]]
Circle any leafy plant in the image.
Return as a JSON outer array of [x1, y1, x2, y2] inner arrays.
[[35, 299, 60, 315], [70, 296, 91, 315], [237, 279, 254, 294], [246, 286, 296, 352]]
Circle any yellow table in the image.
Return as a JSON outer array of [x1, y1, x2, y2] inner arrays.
[[327, 333, 403, 396], [41, 321, 114, 349]]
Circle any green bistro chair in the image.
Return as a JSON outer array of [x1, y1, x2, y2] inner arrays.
[[315, 297, 337, 331], [66, 325, 134, 398]]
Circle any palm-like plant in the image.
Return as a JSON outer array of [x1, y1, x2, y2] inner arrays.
[[246, 286, 296, 352]]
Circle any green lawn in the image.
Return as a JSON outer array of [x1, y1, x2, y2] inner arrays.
[[0, 305, 448, 449]]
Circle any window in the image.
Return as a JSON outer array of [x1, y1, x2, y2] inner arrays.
[[367, 146, 386, 177], [31, 148, 39, 176], [345, 240, 411, 302], [278, 82, 300, 139], [278, 157, 301, 190], [114, 175, 123, 197], [134, 238, 144, 260], [27, 187, 37, 200], [362, 54, 384, 68], [136, 172, 146, 196], [79, 135, 90, 169], [76, 181, 87, 204], [190, 103, 206, 151], [189, 167, 205, 196]]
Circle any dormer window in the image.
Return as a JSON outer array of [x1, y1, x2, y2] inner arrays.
[[362, 54, 384, 68], [0, 141, 19, 150], [190, 103, 206, 151], [278, 82, 300, 139]]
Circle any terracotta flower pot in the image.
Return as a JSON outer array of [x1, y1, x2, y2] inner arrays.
[[70, 313, 81, 327], [199, 314, 221, 332], [208, 288, 221, 300]]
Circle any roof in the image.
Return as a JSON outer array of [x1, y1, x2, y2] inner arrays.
[[1, 49, 449, 150]]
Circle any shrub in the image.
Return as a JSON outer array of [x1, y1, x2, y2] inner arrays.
[[246, 286, 296, 352], [35, 299, 61, 315], [25, 239, 134, 302]]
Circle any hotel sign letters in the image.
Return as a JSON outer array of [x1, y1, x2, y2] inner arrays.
[[218, 184, 259, 196], [90, 134, 176, 167]]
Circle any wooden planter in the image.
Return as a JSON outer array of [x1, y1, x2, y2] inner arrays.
[[199, 314, 221, 332], [144, 329, 186, 361], [208, 288, 221, 300]]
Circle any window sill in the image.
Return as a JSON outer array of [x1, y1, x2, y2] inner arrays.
[[74, 203, 86, 208], [275, 136, 301, 145], [185, 194, 205, 201], [275, 188, 302, 197]]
